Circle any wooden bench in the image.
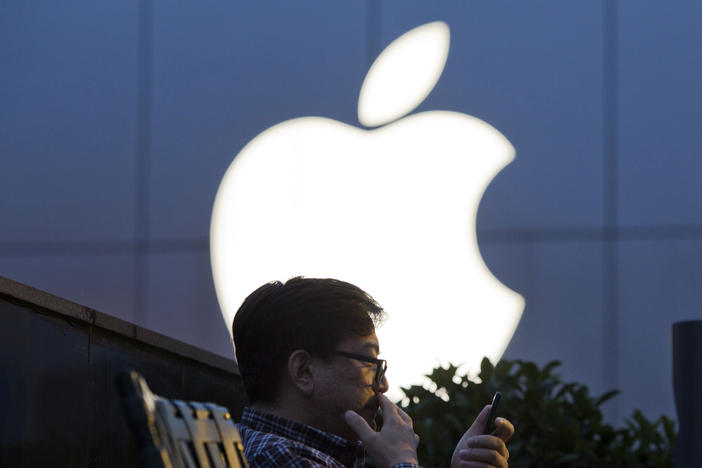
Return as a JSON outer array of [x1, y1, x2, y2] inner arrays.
[[117, 370, 249, 468]]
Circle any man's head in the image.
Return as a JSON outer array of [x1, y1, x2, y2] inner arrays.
[[232, 277, 387, 406]]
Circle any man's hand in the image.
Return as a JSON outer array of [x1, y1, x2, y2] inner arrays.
[[345, 393, 420, 468], [451, 405, 514, 468]]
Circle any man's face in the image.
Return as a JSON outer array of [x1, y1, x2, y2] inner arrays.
[[310, 331, 389, 441]]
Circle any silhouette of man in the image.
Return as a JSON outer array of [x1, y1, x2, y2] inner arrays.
[[234, 277, 513, 468]]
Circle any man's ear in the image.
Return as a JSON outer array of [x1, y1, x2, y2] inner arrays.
[[288, 350, 314, 397]]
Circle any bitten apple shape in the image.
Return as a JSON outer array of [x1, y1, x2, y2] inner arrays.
[[211, 22, 524, 396]]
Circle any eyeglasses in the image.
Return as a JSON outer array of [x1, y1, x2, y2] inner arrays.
[[332, 350, 387, 388]]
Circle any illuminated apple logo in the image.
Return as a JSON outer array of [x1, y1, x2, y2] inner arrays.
[[211, 22, 524, 396]]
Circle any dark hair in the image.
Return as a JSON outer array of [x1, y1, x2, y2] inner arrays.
[[232, 277, 385, 403]]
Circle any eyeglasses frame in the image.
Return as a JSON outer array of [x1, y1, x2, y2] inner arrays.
[[331, 350, 387, 388]]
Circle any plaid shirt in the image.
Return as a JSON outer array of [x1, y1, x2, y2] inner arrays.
[[238, 407, 420, 468]]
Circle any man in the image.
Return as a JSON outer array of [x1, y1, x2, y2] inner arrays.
[[233, 277, 514, 468]]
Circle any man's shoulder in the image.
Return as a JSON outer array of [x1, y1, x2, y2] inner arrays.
[[238, 422, 295, 455]]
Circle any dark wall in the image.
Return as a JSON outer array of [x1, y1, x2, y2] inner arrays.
[[3, 1, 702, 425], [0, 277, 245, 468]]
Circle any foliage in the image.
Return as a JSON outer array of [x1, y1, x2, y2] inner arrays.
[[398, 358, 676, 468]]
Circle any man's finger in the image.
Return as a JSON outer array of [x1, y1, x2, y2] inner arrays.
[[379, 395, 412, 427], [344, 410, 376, 441], [452, 410, 514, 468], [466, 435, 509, 460], [458, 447, 508, 468], [464, 405, 491, 438], [493, 417, 515, 442], [377, 393, 415, 429], [377, 393, 397, 415], [377, 393, 402, 422], [397, 406, 413, 428]]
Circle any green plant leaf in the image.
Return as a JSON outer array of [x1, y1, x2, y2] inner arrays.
[[398, 358, 676, 468]]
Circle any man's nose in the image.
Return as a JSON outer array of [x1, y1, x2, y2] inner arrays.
[[374, 374, 389, 393]]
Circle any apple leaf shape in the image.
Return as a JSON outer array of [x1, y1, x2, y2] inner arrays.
[[358, 21, 450, 128]]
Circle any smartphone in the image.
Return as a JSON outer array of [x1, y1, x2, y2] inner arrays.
[[482, 391, 502, 434]]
